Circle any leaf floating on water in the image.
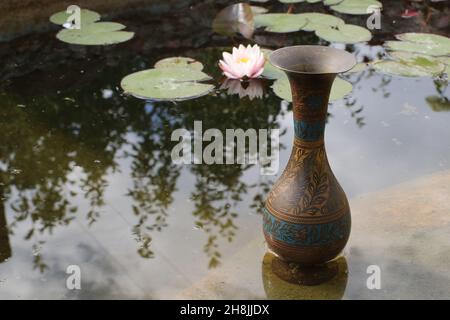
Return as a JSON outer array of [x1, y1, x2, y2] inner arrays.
[[212, 3, 255, 39], [50, 9, 101, 26], [298, 13, 345, 32], [324, 0, 344, 5], [260, 49, 285, 79], [51, 8, 134, 46], [272, 75, 353, 102], [120, 67, 214, 101], [330, 0, 382, 15], [255, 13, 308, 33], [330, 77, 353, 101], [315, 24, 372, 43], [385, 33, 450, 56], [373, 52, 445, 77], [154, 57, 204, 71], [271, 75, 292, 102], [345, 62, 370, 73], [389, 52, 445, 72], [57, 23, 134, 45], [279, 0, 306, 3], [69, 22, 126, 33], [373, 61, 441, 77]]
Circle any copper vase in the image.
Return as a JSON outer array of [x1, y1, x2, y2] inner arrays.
[[263, 46, 356, 266]]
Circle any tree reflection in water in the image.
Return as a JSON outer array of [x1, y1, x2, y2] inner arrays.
[[0, 42, 377, 271]]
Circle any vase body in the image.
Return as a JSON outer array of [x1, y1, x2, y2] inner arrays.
[[263, 46, 355, 266]]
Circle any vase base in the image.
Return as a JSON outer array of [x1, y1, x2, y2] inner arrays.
[[271, 255, 340, 286]]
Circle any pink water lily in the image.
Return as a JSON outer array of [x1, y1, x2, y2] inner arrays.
[[219, 44, 265, 80]]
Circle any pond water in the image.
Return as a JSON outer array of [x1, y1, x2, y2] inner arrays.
[[0, 0, 449, 299]]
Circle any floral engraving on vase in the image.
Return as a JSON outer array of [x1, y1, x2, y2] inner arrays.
[[267, 143, 332, 217], [263, 208, 350, 246]]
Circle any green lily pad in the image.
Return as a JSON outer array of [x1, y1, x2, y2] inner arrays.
[[435, 57, 450, 74], [154, 57, 204, 71], [436, 56, 450, 66], [329, 77, 353, 101], [298, 13, 345, 32], [324, 0, 344, 5], [385, 33, 450, 56], [272, 75, 353, 102], [372, 60, 443, 77], [121, 67, 214, 101], [56, 22, 134, 45], [272, 76, 292, 102], [261, 49, 286, 79], [330, 0, 382, 15], [255, 13, 308, 33], [50, 9, 101, 26], [389, 52, 446, 74], [396, 33, 450, 47], [315, 24, 372, 43], [346, 62, 370, 73], [72, 22, 126, 33], [426, 96, 450, 112], [279, 0, 305, 3]]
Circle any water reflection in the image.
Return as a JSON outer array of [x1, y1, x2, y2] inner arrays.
[[220, 79, 265, 100], [0, 186, 11, 263], [0, 1, 449, 298], [262, 253, 348, 300], [0, 63, 285, 270]]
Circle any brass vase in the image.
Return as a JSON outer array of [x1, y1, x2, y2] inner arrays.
[[263, 46, 356, 266]]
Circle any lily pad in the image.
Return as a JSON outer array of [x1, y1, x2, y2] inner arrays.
[[372, 60, 443, 77], [212, 3, 254, 39], [50, 9, 101, 26], [315, 24, 372, 43], [330, 0, 382, 15], [255, 13, 308, 33], [436, 56, 450, 74], [272, 75, 353, 102], [70, 22, 126, 33], [279, 0, 306, 3], [154, 57, 204, 71], [298, 13, 345, 32], [389, 51, 446, 73], [346, 62, 370, 73], [56, 22, 134, 45], [385, 33, 450, 56], [272, 76, 292, 102], [121, 67, 214, 101], [324, 0, 344, 5], [261, 49, 286, 79]]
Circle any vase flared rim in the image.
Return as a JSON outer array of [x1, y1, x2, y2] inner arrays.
[[269, 45, 356, 75]]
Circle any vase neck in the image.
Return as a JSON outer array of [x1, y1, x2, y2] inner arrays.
[[287, 73, 336, 142]]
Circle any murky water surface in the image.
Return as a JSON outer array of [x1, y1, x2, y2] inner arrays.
[[0, 1, 449, 299]]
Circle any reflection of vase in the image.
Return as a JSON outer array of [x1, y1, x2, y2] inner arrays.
[[262, 252, 348, 299], [263, 46, 356, 266]]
